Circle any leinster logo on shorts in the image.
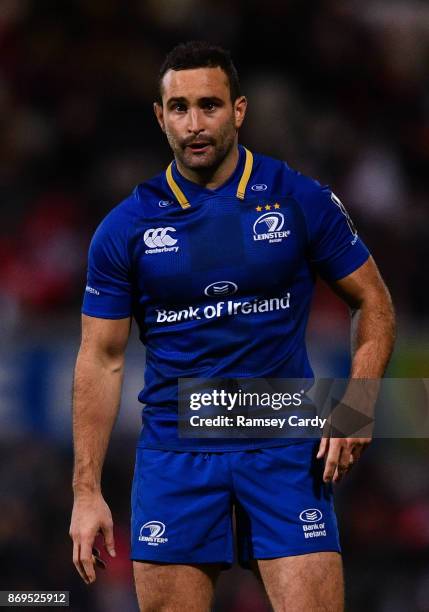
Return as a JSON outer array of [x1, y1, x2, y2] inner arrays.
[[139, 521, 168, 546], [253, 212, 290, 244]]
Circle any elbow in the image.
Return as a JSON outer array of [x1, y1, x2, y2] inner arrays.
[[101, 349, 126, 374], [77, 344, 126, 374]]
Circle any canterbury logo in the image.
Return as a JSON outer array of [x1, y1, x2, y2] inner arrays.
[[144, 227, 177, 248]]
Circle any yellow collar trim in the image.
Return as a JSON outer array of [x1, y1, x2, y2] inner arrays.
[[166, 162, 191, 209], [236, 147, 253, 200], [165, 147, 253, 208]]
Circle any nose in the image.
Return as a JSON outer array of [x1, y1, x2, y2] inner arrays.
[[187, 108, 204, 134]]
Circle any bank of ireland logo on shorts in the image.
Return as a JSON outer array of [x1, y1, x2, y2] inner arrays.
[[139, 521, 168, 546], [143, 227, 179, 254], [299, 508, 323, 522], [204, 281, 238, 297], [253, 212, 290, 244], [299, 508, 326, 539]]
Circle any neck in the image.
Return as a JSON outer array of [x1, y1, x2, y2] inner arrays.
[[175, 141, 240, 190]]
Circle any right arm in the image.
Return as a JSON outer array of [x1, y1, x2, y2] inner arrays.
[[69, 314, 131, 584]]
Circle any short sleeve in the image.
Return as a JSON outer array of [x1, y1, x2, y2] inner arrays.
[[301, 185, 370, 281], [82, 214, 132, 319]]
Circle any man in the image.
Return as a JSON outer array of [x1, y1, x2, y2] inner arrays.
[[70, 41, 395, 611]]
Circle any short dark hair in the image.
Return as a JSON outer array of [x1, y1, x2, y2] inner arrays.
[[158, 41, 241, 102]]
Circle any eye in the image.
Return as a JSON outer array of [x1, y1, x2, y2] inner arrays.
[[203, 101, 217, 111], [173, 103, 187, 112]]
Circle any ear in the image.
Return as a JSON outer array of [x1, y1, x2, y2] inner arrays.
[[234, 96, 247, 129], [154, 102, 165, 133]]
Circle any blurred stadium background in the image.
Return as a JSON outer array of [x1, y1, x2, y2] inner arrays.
[[0, 1, 428, 610]]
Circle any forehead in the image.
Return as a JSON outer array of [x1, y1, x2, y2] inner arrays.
[[161, 66, 230, 102]]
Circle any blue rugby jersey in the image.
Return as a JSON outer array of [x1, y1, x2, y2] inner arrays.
[[82, 145, 370, 450]]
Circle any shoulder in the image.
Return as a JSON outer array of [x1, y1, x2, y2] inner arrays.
[[92, 191, 139, 247], [134, 170, 175, 217], [285, 166, 334, 220], [251, 150, 328, 204], [93, 167, 171, 239]]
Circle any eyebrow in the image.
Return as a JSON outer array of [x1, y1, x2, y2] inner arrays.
[[166, 96, 224, 106], [166, 96, 187, 106]]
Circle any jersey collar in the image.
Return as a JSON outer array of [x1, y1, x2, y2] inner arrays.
[[165, 146, 254, 209]]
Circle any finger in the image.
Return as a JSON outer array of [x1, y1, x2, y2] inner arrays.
[[72, 540, 87, 584], [317, 436, 328, 459], [351, 442, 368, 463], [92, 547, 107, 570], [333, 464, 348, 483], [333, 446, 352, 482], [101, 521, 116, 558], [323, 441, 341, 482], [92, 547, 107, 569], [80, 539, 96, 584], [73, 541, 90, 584]]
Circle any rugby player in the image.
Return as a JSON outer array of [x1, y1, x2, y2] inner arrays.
[[69, 41, 395, 611]]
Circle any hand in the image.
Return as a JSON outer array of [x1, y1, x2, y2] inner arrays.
[[69, 492, 116, 584], [317, 437, 371, 483]]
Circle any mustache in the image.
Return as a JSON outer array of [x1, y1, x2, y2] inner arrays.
[[182, 136, 215, 147]]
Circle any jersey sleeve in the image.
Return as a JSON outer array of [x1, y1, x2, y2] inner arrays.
[[81, 213, 133, 319], [300, 183, 370, 281]]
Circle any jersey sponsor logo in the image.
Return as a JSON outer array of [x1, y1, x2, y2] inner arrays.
[[204, 281, 238, 297], [158, 199, 174, 207], [253, 212, 290, 244], [85, 285, 100, 296], [139, 521, 168, 546], [155, 293, 291, 324], [251, 183, 268, 191], [330, 192, 358, 239], [143, 227, 179, 254], [299, 509, 326, 539]]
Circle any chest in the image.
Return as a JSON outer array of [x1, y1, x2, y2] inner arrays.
[[133, 196, 308, 304]]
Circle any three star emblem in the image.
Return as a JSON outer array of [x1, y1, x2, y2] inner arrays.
[[255, 203, 281, 212]]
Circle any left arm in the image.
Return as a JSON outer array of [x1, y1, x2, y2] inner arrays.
[[317, 256, 396, 482]]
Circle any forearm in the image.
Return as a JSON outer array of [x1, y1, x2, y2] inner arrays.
[[350, 291, 396, 378], [72, 348, 124, 495], [319, 278, 396, 480]]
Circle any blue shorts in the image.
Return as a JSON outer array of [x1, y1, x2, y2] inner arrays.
[[130, 441, 341, 567]]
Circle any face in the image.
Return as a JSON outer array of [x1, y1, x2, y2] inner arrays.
[[154, 67, 247, 172]]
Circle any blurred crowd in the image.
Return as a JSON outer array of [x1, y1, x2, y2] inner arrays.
[[0, 1, 428, 611], [0, 0, 428, 328]]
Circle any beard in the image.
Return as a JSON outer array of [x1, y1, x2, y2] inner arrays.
[[165, 117, 237, 173]]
